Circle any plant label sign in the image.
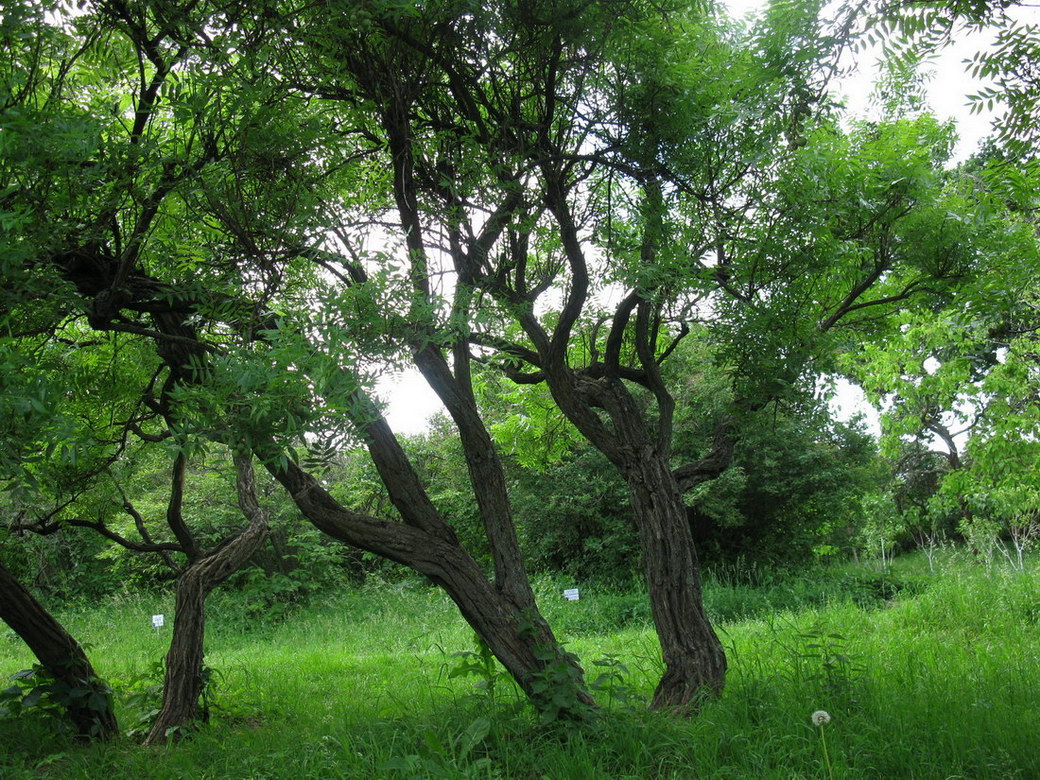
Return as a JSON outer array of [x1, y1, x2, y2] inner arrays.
[[563, 588, 580, 601], [152, 614, 165, 629]]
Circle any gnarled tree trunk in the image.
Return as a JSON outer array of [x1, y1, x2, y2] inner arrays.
[[0, 559, 118, 739], [622, 451, 726, 709], [266, 457, 592, 715], [596, 379, 727, 710], [144, 455, 270, 745], [534, 359, 730, 712]]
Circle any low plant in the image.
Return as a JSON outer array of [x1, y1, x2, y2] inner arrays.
[[447, 634, 508, 711], [795, 625, 864, 711], [812, 709, 835, 780], [588, 653, 641, 712], [0, 665, 114, 738], [380, 717, 498, 779]]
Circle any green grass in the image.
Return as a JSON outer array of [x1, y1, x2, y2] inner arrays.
[[2, 552, 1039, 778]]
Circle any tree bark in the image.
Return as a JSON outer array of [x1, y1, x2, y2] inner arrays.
[[622, 452, 727, 709], [594, 379, 727, 710], [144, 455, 270, 745], [412, 343, 540, 612], [0, 559, 119, 740], [536, 362, 728, 711]]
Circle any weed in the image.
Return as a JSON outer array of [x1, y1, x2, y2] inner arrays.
[[0, 665, 114, 738], [380, 717, 498, 779], [795, 624, 864, 710], [588, 653, 641, 712], [447, 633, 507, 711]]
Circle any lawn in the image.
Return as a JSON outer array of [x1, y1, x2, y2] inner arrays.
[[2, 552, 1038, 778]]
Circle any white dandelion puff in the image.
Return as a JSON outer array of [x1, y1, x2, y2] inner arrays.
[[812, 710, 831, 727]]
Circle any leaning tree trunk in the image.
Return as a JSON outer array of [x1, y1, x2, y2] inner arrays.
[[429, 542, 592, 714], [144, 455, 269, 745], [622, 451, 727, 710], [266, 457, 593, 716], [0, 560, 119, 739]]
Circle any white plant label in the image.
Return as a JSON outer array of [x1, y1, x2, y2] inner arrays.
[[152, 614, 165, 628], [563, 588, 580, 601]]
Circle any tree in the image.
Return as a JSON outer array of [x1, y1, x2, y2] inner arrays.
[[238, 0, 992, 710], [143, 453, 270, 743], [841, 146, 1040, 563], [238, 0, 742, 708], [0, 0, 594, 723], [857, 0, 1040, 158], [0, 319, 279, 743], [0, 1, 313, 742]]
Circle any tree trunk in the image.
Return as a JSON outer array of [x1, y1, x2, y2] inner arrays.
[[146, 563, 210, 744], [266, 457, 593, 716], [368, 71, 579, 699], [145, 455, 269, 745], [538, 367, 728, 712], [412, 344, 540, 613], [622, 452, 726, 710], [0, 560, 118, 740], [307, 385, 593, 715], [430, 545, 591, 716]]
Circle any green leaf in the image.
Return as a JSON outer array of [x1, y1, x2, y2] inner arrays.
[[457, 716, 491, 761]]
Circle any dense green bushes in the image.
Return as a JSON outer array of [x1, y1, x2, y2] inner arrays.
[[1, 402, 887, 606]]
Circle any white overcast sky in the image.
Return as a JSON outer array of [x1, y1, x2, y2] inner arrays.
[[379, 1, 1040, 436]]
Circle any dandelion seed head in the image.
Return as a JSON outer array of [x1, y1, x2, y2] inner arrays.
[[812, 710, 831, 727]]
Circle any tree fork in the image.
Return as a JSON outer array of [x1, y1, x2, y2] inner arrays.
[[264, 457, 594, 716], [144, 455, 270, 745], [538, 366, 729, 710]]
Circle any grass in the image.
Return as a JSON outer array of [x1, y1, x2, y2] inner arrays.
[[2, 551, 1039, 778]]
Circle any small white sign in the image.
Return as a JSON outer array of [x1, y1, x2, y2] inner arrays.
[[151, 614, 165, 628], [563, 588, 580, 601]]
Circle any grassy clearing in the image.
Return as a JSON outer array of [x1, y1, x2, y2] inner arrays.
[[2, 552, 1038, 778]]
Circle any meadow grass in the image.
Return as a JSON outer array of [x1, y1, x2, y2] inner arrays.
[[1, 551, 1038, 778]]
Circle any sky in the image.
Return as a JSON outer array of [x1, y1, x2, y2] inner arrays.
[[377, 1, 1039, 436]]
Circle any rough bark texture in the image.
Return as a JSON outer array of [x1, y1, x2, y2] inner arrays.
[[489, 345, 732, 712], [589, 380, 728, 710], [412, 345, 540, 612], [144, 455, 270, 745], [0, 560, 119, 739], [622, 453, 727, 708]]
